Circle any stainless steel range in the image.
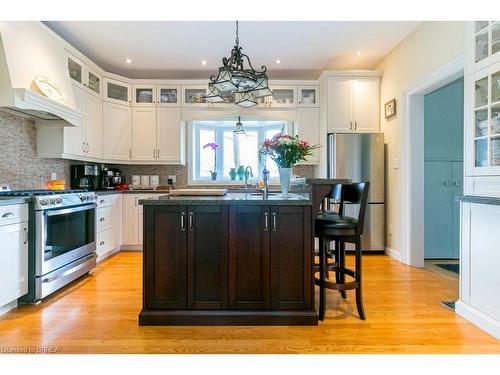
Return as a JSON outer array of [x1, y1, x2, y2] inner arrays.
[[0, 189, 98, 301]]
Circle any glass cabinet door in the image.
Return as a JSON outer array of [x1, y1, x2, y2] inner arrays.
[[104, 79, 131, 105], [86, 70, 101, 97], [474, 21, 500, 66], [183, 86, 207, 106], [133, 85, 155, 106], [298, 86, 319, 107], [68, 56, 83, 85], [157, 85, 180, 106]]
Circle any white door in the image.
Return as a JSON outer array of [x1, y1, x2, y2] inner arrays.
[[122, 195, 139, 245], [351, 78, 379, 133], [327, 77, 351, 132], [103, 102, 132, 160], [296, 108, 320, 164], [64, 84, 86, 157], [0, 223, 28, 306], [85, 93, 103, 159], [132, 107, 157, 161], [157, 107, 185, 164]]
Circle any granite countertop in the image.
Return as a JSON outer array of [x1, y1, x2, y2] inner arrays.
[[95, 189, 170, 195], [0, 197, 31, 206], [457, 195, 500, 205], [139, 192, 312, 206], [305, 178, 351, 185]]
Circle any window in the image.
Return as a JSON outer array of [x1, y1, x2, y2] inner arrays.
[[191, 118, 289, 182]]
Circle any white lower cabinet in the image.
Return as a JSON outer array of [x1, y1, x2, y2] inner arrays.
[[96, 194, 122, 261], [0, 204, 28, 309], [122, 193, 163, 248], [457, 202, 500, 339]]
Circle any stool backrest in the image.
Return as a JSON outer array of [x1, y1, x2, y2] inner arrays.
[[340, 182, 370, 235]]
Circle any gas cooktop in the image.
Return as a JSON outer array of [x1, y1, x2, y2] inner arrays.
[[0, 189, 88, 197], [0, 189, 97, 210]]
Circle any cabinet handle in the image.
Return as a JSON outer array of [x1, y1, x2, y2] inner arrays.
[[188, 212, 194, 231], [129, 149, 132, 159], [157, 149, 160, 158], [350, 121, 353, 130], [82, 142, 85, 153], [134, 197, 138, 206], [443, 181, 451, 186], [264, 212, 269, 231], [2, 212, 15, 218], [453, 181, 460, 186], [272, 213, 277, 231], [23, 227, 28, 245], [100, 218, 105, 222], [100, 241, 105, 246], [180, 212, 186, 231], [354, 121, 357, 130], [153, 149, 156, 158], [100, 199, 105, 204]]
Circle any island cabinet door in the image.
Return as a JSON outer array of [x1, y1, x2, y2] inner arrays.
[[270, 206, 313, 310], [228, 206, 271, 310], [187, 205, 229, 310], [144, 205, 187, 310]]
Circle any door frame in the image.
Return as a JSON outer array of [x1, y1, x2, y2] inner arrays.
[[400, 54, 464, 267]]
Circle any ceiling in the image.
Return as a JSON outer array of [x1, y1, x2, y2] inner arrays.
[[44, 21, 420, 79]]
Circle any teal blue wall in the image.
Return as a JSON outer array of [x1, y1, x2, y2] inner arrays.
[[424, 78, 464, 161], [424, 78, 464, 259]]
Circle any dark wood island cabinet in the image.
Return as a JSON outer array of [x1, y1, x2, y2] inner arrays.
[[138, 193, 317, 326]]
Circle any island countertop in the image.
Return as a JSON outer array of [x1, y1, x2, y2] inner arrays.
[[138, 192, 311, 206]]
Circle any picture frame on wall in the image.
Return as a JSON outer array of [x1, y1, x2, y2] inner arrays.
[[385, 98, 396, 119]]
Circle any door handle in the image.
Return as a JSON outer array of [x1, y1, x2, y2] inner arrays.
[[272, 213, 277, 232], [188, 212, 194, 231], [264, 212, 269, 231], [180, 212, 186, 231]]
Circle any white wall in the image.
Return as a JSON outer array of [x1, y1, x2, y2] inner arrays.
[[374, 21, 465, 257]]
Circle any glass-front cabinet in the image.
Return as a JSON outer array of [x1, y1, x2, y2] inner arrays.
[[68, 55, 83, 85], [85, 67, 101, 98], [470, 60, 500, 172], [104, 78, 131, 105], [133, 85, 156, 106], [157, 85, 180, 106], [67, 53, 102, 98], [182, 85, 208, 107], [298, 85, 320, 107], [257, 86, 297, 107], [470, 21, 500, 72]]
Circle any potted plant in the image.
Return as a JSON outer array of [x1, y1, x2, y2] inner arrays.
[[259, 133, 319, 197], [203, 142, 219, 181]]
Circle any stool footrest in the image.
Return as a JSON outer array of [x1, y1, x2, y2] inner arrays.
[[314, 277, 358, 291]]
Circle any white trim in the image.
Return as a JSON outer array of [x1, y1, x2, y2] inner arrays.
[[400, 54, 464, 267], [384, 247, 402, 262], [0, 300, 17, 316], [455, 301, 500, 339]]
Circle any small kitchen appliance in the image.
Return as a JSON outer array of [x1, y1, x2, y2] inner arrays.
[[101, 167, 123, 190], [71, 165, 100, 190]]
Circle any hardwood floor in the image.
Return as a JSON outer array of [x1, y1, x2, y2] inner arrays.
[[0, 252, 499, 354]]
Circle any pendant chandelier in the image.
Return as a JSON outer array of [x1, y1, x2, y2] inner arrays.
[[204, 21, 273, 108], [233, 116, 245, 135]]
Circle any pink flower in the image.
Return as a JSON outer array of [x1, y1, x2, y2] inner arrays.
[[203, 143, 219, 150]]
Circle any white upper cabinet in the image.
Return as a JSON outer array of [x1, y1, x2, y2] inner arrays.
[[467, 21, 500, 74], [67, 54, 84, 86], [327, 78, 351, 132], [67, 53, 102, 98], [182, 85, 208, 107], [296, 107, 320, 164], [63, 84, 86, 157], [85, 92, 103, 159], [298, 85, 320, 107], [132, 107, 157, 161], [102, 101, 132, 160], [104, 78, 132, 105], [157, 108, 185, 164], [257, 86, 297, 108], [85, 67, 102, 98], [133, 85, 156, 106], [157, 85, 181, 107], [327, 76, 379, 133]]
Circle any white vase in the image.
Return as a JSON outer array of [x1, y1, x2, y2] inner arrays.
[[278, 167, 292, 198]]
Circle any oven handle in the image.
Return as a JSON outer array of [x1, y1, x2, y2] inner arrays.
[[45, 203, 97, 217], [42, 254, 96, 283]]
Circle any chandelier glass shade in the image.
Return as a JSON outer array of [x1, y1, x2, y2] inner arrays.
[[204, 21, 273, 108]]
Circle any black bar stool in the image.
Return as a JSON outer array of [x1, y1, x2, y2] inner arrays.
[[314, 182, 370, 321]]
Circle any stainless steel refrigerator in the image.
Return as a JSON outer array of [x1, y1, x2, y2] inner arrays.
[[327, 133, 385, 252]]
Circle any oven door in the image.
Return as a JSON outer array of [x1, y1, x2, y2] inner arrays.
[[36, 204, 97, 276]]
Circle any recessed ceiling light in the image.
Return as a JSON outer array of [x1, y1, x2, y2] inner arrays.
[[125, 58, 133, 64], [356, 51, 363, 56], [201, 60, 207, 65], [275, 59, 281, 64]]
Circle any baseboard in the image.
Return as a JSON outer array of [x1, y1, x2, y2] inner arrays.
[[0, 300, 17, 316], [455, 301, 500, 340], [120, 245, 142, 251], [97, 246, 121, 263], [385, 247, 402, 262]]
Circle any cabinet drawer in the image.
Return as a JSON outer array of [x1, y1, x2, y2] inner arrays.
[[97, 228, 114, 257], [97, 194, 115, 208], [97, 206, 114, 232], [0, 203, 28, 226]]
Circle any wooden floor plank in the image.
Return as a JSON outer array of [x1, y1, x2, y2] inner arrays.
[[0, 252, 499, 354]]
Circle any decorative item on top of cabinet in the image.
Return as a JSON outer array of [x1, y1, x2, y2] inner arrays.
[[298, 86, 319, 107], [104, 77, 132, 105], [133, 85, 156, 106]]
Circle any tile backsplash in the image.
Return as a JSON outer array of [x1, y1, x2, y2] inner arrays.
[[0, 110, 316, 190], [0, 111, 71, 190]]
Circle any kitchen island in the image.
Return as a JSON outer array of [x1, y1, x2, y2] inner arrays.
[[138, 192, 316, 325]]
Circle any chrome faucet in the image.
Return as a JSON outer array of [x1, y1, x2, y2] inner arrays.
[[262, 166, 270, 199], [244, 166, 253, 189]]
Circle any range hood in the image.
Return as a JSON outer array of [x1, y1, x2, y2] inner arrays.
[[0, 22, 84, 127]]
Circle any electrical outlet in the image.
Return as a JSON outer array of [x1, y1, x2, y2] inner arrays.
[[168, 175, 176, 183], [393, 158, 400, 169], [388, 224, 393, 235]]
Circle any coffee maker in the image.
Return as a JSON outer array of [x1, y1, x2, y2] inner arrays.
[[71, 165, 100, 190], [101, 167, 123, 190]]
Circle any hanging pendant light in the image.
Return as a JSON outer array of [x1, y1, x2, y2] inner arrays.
[[233, 116, 246, 134], [204, 21, 273, 108]]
